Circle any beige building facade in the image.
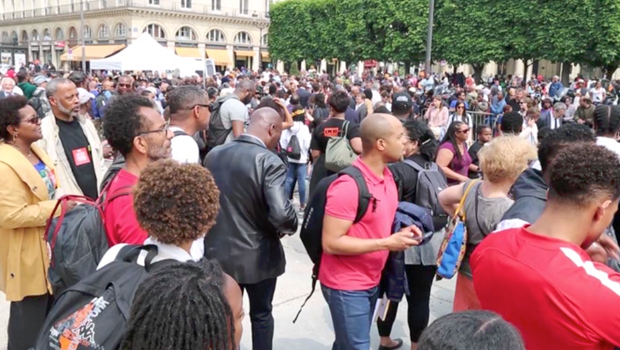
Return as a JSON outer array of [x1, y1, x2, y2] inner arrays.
[[0, 0, 277, 71]]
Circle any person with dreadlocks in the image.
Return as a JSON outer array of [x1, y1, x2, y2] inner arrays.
[[120, 259, 244, 350]]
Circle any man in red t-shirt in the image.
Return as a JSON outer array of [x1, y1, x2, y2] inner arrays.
[[320, 113, 421, 350], [102, 94, 173, 246], [472, 144, 620, 350]]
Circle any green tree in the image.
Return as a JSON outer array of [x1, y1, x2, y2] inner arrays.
[[433, 0, 509, 81]]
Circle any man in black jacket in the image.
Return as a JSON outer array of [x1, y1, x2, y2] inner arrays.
[[204, 107, 298, 350]]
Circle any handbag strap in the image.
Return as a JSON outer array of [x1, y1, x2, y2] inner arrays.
[[341, 120, 349, 139], [456, 179, 478, 221], [474, 183, 486, 236]]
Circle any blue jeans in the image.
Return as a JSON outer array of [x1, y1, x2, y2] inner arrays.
[[285, 162, 307, 206], [321, 284, 379, 350]]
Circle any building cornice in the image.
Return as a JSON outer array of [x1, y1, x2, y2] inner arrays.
[[0, 7, 270, 27]]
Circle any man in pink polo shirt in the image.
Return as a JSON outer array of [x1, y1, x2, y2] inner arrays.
[[321, 113, 422, 350]]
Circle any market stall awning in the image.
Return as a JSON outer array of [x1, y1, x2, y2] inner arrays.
[[206, 49, 231, 66], [235, 50, 255, 57], [60, 44, 125, 61], [261, 52, 270, 61], [175, 47, 202, 58]]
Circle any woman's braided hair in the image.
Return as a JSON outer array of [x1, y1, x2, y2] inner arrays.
[[121, 259, 236, 350]]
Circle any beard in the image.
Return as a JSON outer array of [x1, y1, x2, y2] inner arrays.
[[58, 103, 78, 117], [146, 138, 171, 162]]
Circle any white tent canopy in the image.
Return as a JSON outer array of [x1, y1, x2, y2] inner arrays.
[[90, 33, 185, 71]]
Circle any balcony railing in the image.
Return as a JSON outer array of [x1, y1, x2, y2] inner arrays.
[[0, 1, 271, 21]]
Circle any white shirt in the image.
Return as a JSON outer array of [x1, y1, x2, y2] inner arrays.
[[97, 237, 204, 269], [169, 126, 200, 164], [279, 121, 311, 164], [597, 136, 620, 159], [590, 87, 606, 103]]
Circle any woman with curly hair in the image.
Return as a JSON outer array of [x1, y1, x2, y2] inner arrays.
[[98, 158, 220, 266]]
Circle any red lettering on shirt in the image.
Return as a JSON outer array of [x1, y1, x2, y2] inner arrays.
[[72, 147, 91, 166], [324, 127, 340, 137]]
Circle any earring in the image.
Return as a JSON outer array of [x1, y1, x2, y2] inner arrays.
[[12, 133, 18, 141]]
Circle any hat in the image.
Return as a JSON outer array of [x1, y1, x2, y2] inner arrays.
[[392, 92, 413, 114], [33, 75, 50, 85], [77, 88, 95, 105], [145, 86, 157, 95], [5, 70, 15, 79], [577, 78, 585, 83]]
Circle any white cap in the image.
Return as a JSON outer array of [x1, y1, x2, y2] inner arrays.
[[77, 87, 95, 105], [145, 86, 157, 95]]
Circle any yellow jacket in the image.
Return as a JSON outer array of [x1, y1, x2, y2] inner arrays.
[[0, 143, 59, 301]]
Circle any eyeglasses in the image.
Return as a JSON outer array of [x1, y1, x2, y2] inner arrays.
[[22, 116, 41, 125], [458, 128, 470, 133], [188, 103, 213, 112], [456, 106, 465, 109], [135, 119, 170, 137], [118, 83, 131, 88]]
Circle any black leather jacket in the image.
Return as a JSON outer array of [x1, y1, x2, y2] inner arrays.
[[204, 134, 298, 284]]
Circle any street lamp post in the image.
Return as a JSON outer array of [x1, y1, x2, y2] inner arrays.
[[80, 0, 86, 72], [424, 0, 435, 75], [253, 11, 269, 71]]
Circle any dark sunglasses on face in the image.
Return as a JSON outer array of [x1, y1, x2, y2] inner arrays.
[[189, 103, 213, 112], [118, 83, 131, 88], [22, 116, 41, 125], [458, 128, 470, 133], [457, 106, 465, 109]]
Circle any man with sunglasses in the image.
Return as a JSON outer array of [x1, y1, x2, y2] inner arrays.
[[116, 75, 134, 95], [101, 94, 173, 246], [167, 86, 211, 164]]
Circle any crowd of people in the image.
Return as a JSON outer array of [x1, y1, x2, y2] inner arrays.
[[0, 63, 619, 350]]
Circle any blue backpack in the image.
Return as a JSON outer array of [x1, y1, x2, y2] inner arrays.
[[436, 180, 478, 279]]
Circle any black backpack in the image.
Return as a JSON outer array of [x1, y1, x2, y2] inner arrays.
[[402, 159, 449, 229], [34, 245, 177, 350], [293, 166, 374, 322], [285, 134, 301, 160], [45, 183, 132, 296], [29, 89, 48, 119], [206, 94, 239, 150]]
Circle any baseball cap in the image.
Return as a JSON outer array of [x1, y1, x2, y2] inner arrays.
[[77, 87, 95, 105], [33, 75, 50, 85], [392, 92, 413, 114]]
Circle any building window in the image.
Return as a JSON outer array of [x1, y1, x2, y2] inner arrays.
[[239, 0, 248, 15], [32, 29, 39, 41], [98, 24, 109, 39], [69, 27, 77, 39], [55, 27, 63, 40], [211, 0, 220, 11], [234, 31, 251, 45], [181, 0, 190, 8], [175, 26, 196, 41], [83, 25, 92, 39], [144, 24, 166, 39], [115, 23, 127, 37], [261, 33, 268, 46], [21, 30, 28, 43], [43, 28, 51, 40], [206, 29, 225, 43], [149, 0, 159, 5]]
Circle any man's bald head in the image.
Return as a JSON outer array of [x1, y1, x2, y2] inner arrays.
[[360, 113, 404, 158], [247, 107, 283, 150]]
